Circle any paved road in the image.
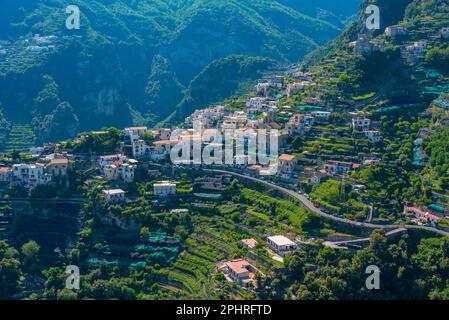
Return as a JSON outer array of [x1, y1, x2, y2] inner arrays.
[[206, 169, 449, 237]]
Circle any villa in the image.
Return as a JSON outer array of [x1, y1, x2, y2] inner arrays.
[[267, 235, 297, 257], [217, 258, 259, 288]]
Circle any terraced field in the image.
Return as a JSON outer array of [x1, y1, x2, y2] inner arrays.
[[5, 124, 35, 152]]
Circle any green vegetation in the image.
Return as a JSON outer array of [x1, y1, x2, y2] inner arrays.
[[263, 231, 449, 300]]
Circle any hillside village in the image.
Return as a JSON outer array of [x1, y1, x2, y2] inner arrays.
[[0, 1, 449, 300]]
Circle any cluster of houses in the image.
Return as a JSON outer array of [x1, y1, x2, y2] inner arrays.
[[0, 154, 70, 190], [403, 205, 447, 227], [26, 34, 58, 53], [352, 117, 382, 143], [350, 25, 449, 66], [216, 234, 297, 289], [99, 154, 137, 183]]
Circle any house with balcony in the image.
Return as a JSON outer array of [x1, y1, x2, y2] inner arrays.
[[11, 163, 52, 189], [153, 181, 176, 197], [267, 235, 297, 257], [352, 117, 371, 132]]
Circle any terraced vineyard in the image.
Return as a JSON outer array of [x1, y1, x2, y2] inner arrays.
[[5, 124, 35, 152]]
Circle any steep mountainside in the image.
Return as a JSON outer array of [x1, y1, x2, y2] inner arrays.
[[0, 0, 359, 149]]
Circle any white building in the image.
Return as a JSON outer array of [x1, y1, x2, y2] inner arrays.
[[102, 189, 126, 202], [124, 127, 148, 140], [154, 181, 176, 197], [132, 139, 151, 159], [267, 235, 297, 257], [248, 97, 266, 109], [403, 41, 428, 64], [352, 117, 371, 132], [11, 164, 51, 189]]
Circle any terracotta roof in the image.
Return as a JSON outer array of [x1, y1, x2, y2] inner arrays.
[[225, 259, 251, 275], [241, 239, 258, 248], [279, 154, 296, 161], [50, 158, 69, 165]]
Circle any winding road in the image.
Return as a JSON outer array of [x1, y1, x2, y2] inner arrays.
[[206, 169, 449, 237]]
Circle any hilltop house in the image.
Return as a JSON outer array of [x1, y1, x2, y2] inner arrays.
[[153, 181, 176, 197], [385, 25, 407, 38], [349, 36, 376, 55], [102, 189, 126, 202], [217, 258, 259, 288], [267, 235, 297, 257], [124, 126, 148, 140]]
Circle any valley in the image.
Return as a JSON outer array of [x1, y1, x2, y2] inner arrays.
[[0, 0, 449, 302]]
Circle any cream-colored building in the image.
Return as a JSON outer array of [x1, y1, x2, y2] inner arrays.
[[154, 181, 176, 197]]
